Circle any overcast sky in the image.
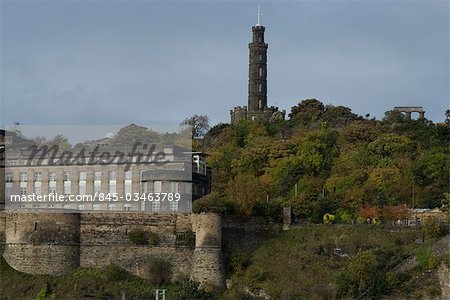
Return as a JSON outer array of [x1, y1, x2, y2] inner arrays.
[[1, 0, 449, 131]]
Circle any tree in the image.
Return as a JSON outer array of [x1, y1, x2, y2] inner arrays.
[[382, 204, 410, 222], [357, 205, 381, 220], [112, 124, 160, 146], [181, 114, 210, 139], [322, 105, 358, 127], [383, 110, 405, 123], [289, 99, 325, 125], [347, 250, 379, 296], [47, 134, 71, 150]]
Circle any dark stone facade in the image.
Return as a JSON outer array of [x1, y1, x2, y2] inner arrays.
[[231, 25, 285, 125]]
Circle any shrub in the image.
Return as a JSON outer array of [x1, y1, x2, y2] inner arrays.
[[104, 263, 128, 282], [323, 213, 335, 224], [423, 218, 443, 240], [145, 258, 171, 285], [415, 246, 436, 272], [356, 216, 366, 224], [228, 252, 251, 274], [192, 192, 229, 214], [337, 210, 353, 224], [128, 229, 159, 246], [177, 231, 195, 249]]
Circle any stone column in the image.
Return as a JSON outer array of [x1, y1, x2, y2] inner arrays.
[[405, 112, 412, 120], [419, 111, 425, 119]]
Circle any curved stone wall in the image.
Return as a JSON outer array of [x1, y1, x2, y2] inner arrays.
[[191, 213, 225, 288], [3, 212, 80, 275]]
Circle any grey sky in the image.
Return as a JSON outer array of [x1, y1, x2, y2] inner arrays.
[[1, 0, 449, 131]]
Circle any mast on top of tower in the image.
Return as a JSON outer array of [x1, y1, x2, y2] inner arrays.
[[256, 5, 263, 27]]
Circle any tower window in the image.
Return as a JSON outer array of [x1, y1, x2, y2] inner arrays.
[[259, 67, 263, 76], [259, 54, 263, 61], [258, 84, 262, 92]]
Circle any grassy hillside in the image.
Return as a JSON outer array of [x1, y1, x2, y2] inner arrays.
[[0, 254, 211, 300], [1, 225, 448, 299], [223, 225, 447, 299]]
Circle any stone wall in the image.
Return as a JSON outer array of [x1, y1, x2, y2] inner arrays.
[[191, 213, 225, 288], [222, 215, 279, 254], [79, 212, 195, 282], [0, 211, 6, 238], [1, 211, 277, 289], [3, 212, 80, 275]]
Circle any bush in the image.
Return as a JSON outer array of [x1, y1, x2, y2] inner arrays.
[[228, 252, 251, 274], [104, 263, 128, 282], [145, 258, 171, 285], [192, 192, 230, 214], [415, 246, 434, 272], [423, 218, 445, 240], [171, 279, 211, 299], [128, 229, 159, 246], [323, 213, 335, 224], [179, 231, 196, 249]]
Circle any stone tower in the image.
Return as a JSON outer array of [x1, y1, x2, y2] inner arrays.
[[230, 11, 285, 125], [248, 25, 268, 111]]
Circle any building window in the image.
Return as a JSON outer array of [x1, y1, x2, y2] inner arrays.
[[79, 171, 87, 181], [34, 172, 42, 182], [78, 204, 85, 210], [125, 181, 132, 194], [109, 181, 116, 193], [108, 203, 115, 211], [20, 172, 27, 182], [79, 184, 86, 195], [124, 170, 132, 180], [168, 181, 178, 193], [64, 171, 71, 181], [109, 171, 116, 181], [123, 204, 131, 211], [154, 181, 162, 193], [48, 203, 55, 208], [49, 187, 56, 195], [6, 173, 13, 183], [93, 204, 100, 210], [63, 204, 70, 209], [6, 187, 12, 199], [169, 200, 178, 212], [64, 182, 71, 195], [94, 181, 101, 193], [49, 172, 56, 182], [34, 185, 42, 195], [20, 187, 27, 195], [94, 171, 102, 181], [152, 200, 160, 212], [10, 160, 17, 166]]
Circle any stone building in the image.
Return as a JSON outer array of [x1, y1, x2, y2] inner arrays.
[[2, 131, 210, 213], [230, 18, 285, 125]]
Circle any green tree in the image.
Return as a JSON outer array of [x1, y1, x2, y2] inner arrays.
[[289, 99, 325, 125], [181, 114, 210, 139]]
